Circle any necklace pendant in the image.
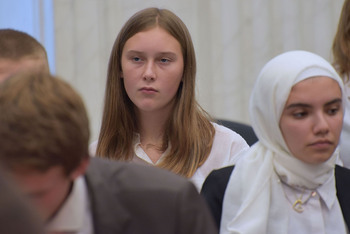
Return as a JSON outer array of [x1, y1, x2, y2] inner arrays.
[[292, 199, 304, 213]]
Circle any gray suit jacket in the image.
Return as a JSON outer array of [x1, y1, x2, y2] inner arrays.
[[84, 157, 218, 234]]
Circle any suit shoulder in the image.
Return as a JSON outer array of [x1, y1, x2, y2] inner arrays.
[[87, 157, 195, 193], [335, 165, 350, 185]]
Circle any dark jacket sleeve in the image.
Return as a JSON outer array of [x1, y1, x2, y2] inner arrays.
[[200, 165, 234, 229]]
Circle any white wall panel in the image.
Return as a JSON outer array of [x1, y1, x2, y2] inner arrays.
[[53, 0, 345, 142]]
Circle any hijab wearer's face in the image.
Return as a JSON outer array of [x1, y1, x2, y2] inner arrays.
[[279, 76, 343, 164]]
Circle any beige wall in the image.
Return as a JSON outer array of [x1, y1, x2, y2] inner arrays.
[[53, 0, 345, 143]]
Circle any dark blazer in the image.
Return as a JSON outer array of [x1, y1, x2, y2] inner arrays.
[[85, 157, 218, 234], [201, 165, 350, 230]]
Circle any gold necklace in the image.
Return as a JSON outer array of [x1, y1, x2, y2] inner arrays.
[[292, 193, 305, 213], [281, 183, 317, 213]]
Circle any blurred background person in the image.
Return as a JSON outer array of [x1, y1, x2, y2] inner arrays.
[[0, 72, 218, 234], [0, 29, 49, 82], [332, 0, 350, 168]]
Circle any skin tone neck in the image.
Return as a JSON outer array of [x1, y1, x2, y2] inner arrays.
[[137, 108, 168, 142], [136, 102, 174, 163]]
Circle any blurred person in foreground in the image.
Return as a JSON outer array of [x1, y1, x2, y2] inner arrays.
[[0, 72, 218, 234], [0, 168, 44, 234]]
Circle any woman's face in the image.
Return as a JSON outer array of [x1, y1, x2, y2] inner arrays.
[[121, 27, 184, 115], [279, 76, 343, 164]]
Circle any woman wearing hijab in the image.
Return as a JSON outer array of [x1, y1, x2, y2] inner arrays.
[[205, 50, 350, 234]]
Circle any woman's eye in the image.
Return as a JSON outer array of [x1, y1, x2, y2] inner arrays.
[[160, 58, 170, 63], [327, 107, 339, 115], [292, 112, 307, 118], [132, 57, 141, 62]]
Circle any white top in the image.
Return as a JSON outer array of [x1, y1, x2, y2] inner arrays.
[[282, 174, 347, 234], [340, 76, 350, 168], [89, 123, 249, 191], [46, 176, 94, 234]]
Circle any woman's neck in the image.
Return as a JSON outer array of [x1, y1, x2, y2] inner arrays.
[[137, 110, 169, 163], [136, 103, 173, 141]]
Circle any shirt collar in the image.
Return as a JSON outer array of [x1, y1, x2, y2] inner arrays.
[[317, 173, 337, 210], [46, 176, 89, 233], [281, 171, 337, 211], [133, 133, 170, 165]]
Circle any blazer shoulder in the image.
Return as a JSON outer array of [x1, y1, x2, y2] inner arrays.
[[87, 157, 195, 193], [335, 165, 350, 230], [85, 157, 218, 234], [200, 165, 234, 229], [201, 165, 234, 193], [335, 165, 350, 188]]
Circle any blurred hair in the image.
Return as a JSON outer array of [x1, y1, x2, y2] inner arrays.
[[0, 28, 48, 61], [332, 0, 350, 80], [0, 72, 90, 175], [0, 29, 49, 77]]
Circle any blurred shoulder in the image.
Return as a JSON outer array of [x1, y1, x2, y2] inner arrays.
[[87, 157, 196, 193]]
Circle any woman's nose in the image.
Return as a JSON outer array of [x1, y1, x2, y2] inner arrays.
[[143, 62, 156, 81]]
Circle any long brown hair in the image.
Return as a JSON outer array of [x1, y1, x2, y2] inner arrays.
[[96, 8, 214, 177], [332, 0, 350, 80]]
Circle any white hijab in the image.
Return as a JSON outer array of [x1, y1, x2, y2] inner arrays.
[[221, 50, 345, 234]]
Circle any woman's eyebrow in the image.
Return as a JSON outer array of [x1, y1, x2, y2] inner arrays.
[[285, 103, 311, 109], [324, 98, 342, 106], [285, 98, 342, 109]]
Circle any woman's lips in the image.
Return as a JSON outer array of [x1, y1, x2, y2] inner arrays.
[[140, 87, 157, 94], [308, 140, 333, 150]]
